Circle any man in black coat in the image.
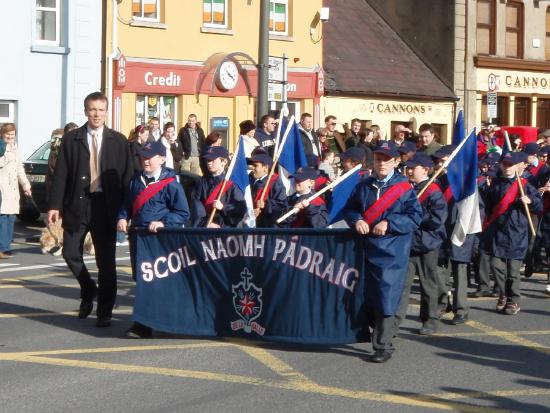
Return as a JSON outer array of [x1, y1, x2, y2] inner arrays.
[[48, 91, 133, 327], [177, 114, 206, 175]]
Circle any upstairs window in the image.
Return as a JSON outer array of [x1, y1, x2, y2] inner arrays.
[[203, 0, 228, 28], [132, 0, 160, 22], [269, 0, 288, 35], [476, 0, 495, 55], [546, 7, 550, 60], [505, 1, 523, 58], [35, 0, 60, 45]]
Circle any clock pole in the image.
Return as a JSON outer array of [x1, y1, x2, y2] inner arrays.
[[256, 0, 270, 123]]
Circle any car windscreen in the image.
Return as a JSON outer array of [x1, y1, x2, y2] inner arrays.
[[26, 141, 51, 161]]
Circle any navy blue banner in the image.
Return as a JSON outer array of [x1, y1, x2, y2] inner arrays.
[[130, 228, 369, 345]]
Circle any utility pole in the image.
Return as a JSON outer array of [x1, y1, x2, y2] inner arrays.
[[256, 0, 270, 122]]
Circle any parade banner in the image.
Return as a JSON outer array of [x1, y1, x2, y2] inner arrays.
[[130, 228, 369, 345]]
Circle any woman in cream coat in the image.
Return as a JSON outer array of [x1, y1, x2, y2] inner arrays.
[[0, 123, 31, 258]]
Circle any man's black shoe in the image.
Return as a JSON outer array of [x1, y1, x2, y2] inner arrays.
[[451, 314, 468, 325], [370, 350, 392, 363], [78, 300, 94, 319], [126, 322, 153, 339], [96, 316, 112, 327]]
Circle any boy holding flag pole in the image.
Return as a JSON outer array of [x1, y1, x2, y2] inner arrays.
[[343, 141, 422, 363]]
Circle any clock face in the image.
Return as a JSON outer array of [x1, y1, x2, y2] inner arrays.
[[217, 61, 239, 91]]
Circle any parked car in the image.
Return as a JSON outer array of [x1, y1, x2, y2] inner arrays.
[[18, 140, 51, 222], [17, 140, 202, 222]]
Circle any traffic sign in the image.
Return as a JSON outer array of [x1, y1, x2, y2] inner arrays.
[[487, 92, 498, 119]]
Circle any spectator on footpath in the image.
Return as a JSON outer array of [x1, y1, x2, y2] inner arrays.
[[325, 115, 346, 154], [239, 120, 260, 158], [357, 128, 375, 170], [48, 91, 133, 328], [417, 123, 442, 156], [319, 149, 336, 181], [178, 114, 206, 176], [0, 123, 32, 259], [298, 113, 321, 158], [344, 140, 422, 363], [392, 124, 412, 147], [316, 127, 330, 153], [199, 131, 224, 176], [345, 118, 362, 149], [128, 125, 151, 174], [46, 122, 78, 195], [255, 114, 277, 156], [148, 117, 161, 141], [538, 129, 550, 148], [160, 122, 183, 174], [117, 140, 190, 338]]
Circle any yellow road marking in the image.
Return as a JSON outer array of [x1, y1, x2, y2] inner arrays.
[[433, 330, 550, 338], [0, 270, 132, 283], [0, 353, 512, 412], [0, 308, 133, 318], [226, 338, 313, 383], [467, 320, 550, 356]]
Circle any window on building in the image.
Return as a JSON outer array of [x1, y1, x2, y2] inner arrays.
[[481, 95, 509, 125], [546, 7, 550, 61], [537, 98, 550, 129], [203, 0, 228, 28], [135, 95, 176, 128], [476, 0, 495, 55], [505, 1, 523, 59], [514, 97, 530, 125], [0, 101, 16, 124], [132, 0, 160, 21], [431, 124, 447, 143], [35, 0, 60, 45], [269, 0, 288, 35]]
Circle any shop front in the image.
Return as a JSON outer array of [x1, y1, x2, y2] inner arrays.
[[321, 96, 455, 143], [476, 68, 550, 129], [112, 53, 322, 150]]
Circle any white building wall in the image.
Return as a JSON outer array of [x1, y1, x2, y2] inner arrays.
[[0, 0, 102, 158]]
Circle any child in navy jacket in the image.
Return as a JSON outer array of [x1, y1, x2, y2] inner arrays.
[[117, 140, 190, 338]]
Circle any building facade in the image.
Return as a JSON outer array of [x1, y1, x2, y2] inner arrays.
[[104, 0, 324, 150], [0, 0, 102, 158], [368, 0, 550, 133], [322, 0, 457, 143]]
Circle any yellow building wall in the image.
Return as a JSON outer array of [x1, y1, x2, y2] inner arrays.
[[121, 92, 137, 138], [106, 1, 323, 69], [322, 97, 455, 143]]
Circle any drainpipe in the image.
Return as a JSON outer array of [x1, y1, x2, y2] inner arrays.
[[106, 0, 118, 128]]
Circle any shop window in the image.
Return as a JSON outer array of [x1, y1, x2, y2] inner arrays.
[[0, 101, 16, 124], [269, 0, 289, 35], [135, 95, 176, 129], [537, 99, 550, 129], [546, 7, 550, 61], [476, 0, 495, 55], [481, 95, 509, 125], [203, 0, 228, 28], [432, 124, 447, 143], [132, 0, 160, 21], [505, 1, 523, 59], [514, 97, 530, 126], [35, 0, 60, 45]]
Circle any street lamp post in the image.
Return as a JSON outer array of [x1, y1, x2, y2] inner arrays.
[[256, 0, 270, 122]]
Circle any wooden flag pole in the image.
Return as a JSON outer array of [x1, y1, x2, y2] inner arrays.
[[416, 131, 473, 199], [276, 164, 362, 224], [503, 131, 536, 236], [206, 139, 241, 226], [258, 115, 296, 204]]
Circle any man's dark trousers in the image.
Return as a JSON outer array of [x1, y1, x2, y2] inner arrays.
[[62, 193, 117, 318]]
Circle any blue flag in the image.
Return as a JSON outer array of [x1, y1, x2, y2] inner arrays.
[[328, 169, 360, 224], [447, 111, 481, 245], [228, 137, 255, 227], [278, 120, 308, 175]]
